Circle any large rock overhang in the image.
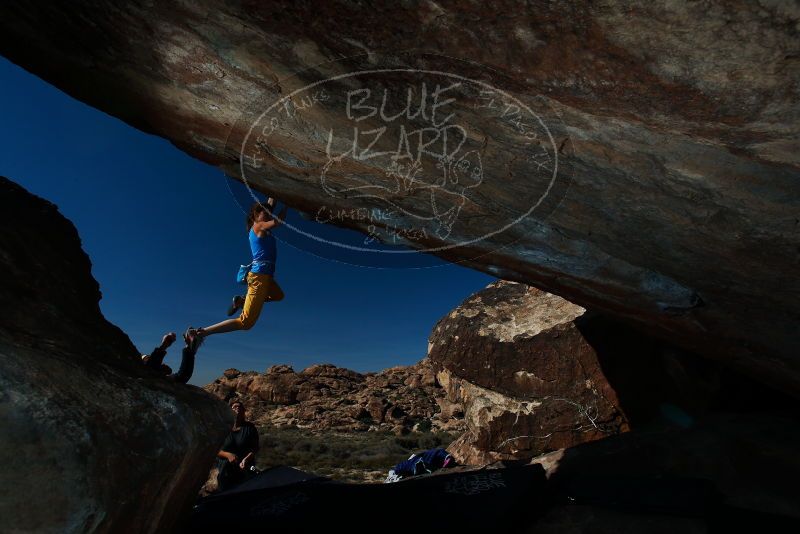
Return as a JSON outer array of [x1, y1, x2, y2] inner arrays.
[[1, 1, 798, 394]]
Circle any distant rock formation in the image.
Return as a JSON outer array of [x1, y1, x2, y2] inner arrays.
[[0, 177, 230, 533], [1, 1, 798, 395], [205, 360, 465, 435]]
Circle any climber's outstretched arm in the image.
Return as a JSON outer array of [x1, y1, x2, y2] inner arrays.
[[255, 199, 288, 231]]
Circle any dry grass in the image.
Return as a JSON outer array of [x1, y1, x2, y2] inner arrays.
[[254, 425, 458, 483]]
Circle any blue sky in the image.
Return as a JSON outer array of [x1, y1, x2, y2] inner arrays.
[[0, 57, 494, 385]]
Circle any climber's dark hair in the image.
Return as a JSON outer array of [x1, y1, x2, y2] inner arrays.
[[246, 202, 272, 230], [229, 398, 245, 409]]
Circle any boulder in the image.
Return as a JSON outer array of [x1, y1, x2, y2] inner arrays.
[[430, 279, 794, 464], [222, 368, 241, 379], [266, 364, 295, 375], [366, 396, 389, 424], [0, 2, 798, 394], [300, 363, 365, 382], [429, 281, 629, 463], [248, 373, 302, 405], [0, 177, 231, 533]]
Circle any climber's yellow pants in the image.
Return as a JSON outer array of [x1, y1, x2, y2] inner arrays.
[[237, 272, 284, 330]]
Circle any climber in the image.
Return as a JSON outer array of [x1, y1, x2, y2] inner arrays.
[[183, 197, 287, 354], [215, 398, 260, 492]]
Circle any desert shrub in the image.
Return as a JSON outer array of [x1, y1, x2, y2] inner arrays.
[[416, 419, 433, 432]]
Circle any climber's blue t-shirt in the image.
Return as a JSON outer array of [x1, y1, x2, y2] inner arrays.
[[249, 228, 276, 275]]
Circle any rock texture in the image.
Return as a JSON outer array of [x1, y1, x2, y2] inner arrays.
[[0, 177, 231, 533], [204, 360, 464, 435], [0, 1, 798, 394], [527, 412, 800, 531], [429, 281, 628, 463], [427, 279, 793, 464]]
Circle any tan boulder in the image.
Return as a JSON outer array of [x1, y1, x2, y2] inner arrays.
[[429, 281, 628, 463]]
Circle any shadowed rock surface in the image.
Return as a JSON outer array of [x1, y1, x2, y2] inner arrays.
[[527, 413, 800, 532], [0, 1, 798, 395], [0, 177, 231, 533]]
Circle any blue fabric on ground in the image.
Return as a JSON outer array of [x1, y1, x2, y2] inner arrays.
[[392, 448, 452, 477]]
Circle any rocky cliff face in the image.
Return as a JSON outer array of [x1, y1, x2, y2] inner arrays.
[[1, 1, 798, 395], [204, 360, 465, 435], [0, 177, 231, 533]]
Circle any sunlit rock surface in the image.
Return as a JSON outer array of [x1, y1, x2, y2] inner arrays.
[[204, 360, 465, 435], [428, 281, 629, 463]]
